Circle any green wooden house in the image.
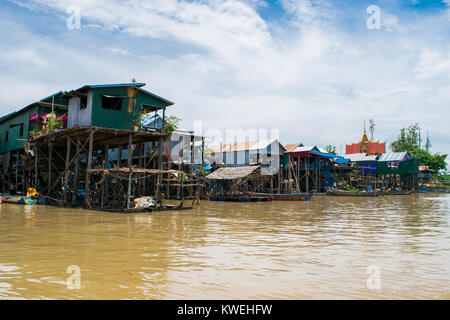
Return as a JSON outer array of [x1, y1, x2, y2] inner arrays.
[[376, 152, 419, 175], [62, 83, 174, 131], [0, 92, 68, 154]]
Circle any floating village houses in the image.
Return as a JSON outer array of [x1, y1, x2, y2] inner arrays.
[[284, 144, 340, 193], [336, 127, 420, 191], [0, 83, 204, 211], [206, 141, 343, 195], [205, 140, 286, 195]]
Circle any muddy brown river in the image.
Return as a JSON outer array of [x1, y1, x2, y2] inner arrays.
[[0, 194, 449, 299]]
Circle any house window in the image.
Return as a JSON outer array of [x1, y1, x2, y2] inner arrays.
[[80, 96, 88, 110], [5, 131, 8, 142], [20, 124, 24, 136], [101, 96, 123, 110]]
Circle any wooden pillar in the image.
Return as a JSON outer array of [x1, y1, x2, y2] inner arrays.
[[306, 157, 309, 192], [48, 141, 53, 194], [71, 137, 80, 206], [127, 134, 133, 168], [117, 144, 122, 168], [64, 137, 71, 205], [277, 164, 281, 194], [127, 169, 132, 209], [84, 130, 94, 208], [158, 138, 163, 170], [157, 138, 163, 198], [166, 139, 172, 199], [191, 135, 195, 166], [34, 144, 39, 191], [201, 137, 205, 168], [297, 156, 300, 192], [138, 143, 143, 196], [15, 150, 19, 194], [104, 143, 109, 169]]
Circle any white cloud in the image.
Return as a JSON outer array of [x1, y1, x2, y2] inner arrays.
[[414, 48, 450, 79], [0, 0, 449, 158]]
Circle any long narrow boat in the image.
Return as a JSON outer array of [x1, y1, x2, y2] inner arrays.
[[380, 190, 414, 196], [266, 192, 313, 201], [0, 194, 46, 205], [209, 196, 272, 202], [326, 189, 379, 197]]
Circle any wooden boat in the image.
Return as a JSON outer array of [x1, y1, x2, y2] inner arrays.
[[380, 190, 414, 196], [209, 195, 273, 202], [326, 189, 379, 197], [0, 194, 46, 205], [265, 192, 313, 201]]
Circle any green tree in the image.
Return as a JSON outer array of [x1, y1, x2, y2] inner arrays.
[[390, 123, 447, 172], [162, 116, 181, 134], [325, 145, 337, 155]]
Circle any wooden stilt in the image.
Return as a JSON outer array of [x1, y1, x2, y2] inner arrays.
[[34, 144, 39, 191], [64, 137, 71, 205], [84, 130, 94, 208], [48, 141, 53, 194], [117, 144, 122, 168], [127, 134, 133, 168], [71, 137, 80, 207]]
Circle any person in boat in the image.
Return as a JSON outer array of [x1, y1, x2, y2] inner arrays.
[[26, 188, 39, 198]]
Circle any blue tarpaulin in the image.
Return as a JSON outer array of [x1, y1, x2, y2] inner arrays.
[[336, 158, 350, 164], [309, 151, 344, 159]]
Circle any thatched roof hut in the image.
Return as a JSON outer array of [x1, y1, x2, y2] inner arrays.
[[206, 166, 265, 180]]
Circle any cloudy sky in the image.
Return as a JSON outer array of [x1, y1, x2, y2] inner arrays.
[[0, 0, 449, 160]]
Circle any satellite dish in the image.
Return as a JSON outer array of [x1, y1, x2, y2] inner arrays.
[[369, 119, 375, 141]]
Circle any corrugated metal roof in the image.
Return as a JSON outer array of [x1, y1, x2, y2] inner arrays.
[[78, 83, 146, 91], [40, 91, 67, 102], [378, 152, 410, 162], [135, 86, 174, 106], [284, 143, 302, 153], [0, 91, 68, 125], [346, 153, 378, 162], [209, 139, 285, 153], [292, 146, 319, 153], [61, 83, 174, 106]]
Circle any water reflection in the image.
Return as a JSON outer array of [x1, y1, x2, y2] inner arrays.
[[0, 194, 448, 299]]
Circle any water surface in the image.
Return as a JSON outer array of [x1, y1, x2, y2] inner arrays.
[[0, 194, 449, 299]]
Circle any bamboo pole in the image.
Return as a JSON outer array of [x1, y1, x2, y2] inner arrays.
[[71, 137, 80, 206], [48, 141, 52, 194], [84, 130, 94, 208], [127, 134, 133, 168], [64, 137, 71, 205], [117, 144, 122, 168], [34, 144, 39, 191]]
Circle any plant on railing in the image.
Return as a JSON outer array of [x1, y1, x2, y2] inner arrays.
[[43, 113, 63, 132], [162, 116, 181, 134], [29, 127, 43, 139]]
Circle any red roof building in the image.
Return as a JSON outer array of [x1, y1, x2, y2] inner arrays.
[[346, 128, 386, 155]]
